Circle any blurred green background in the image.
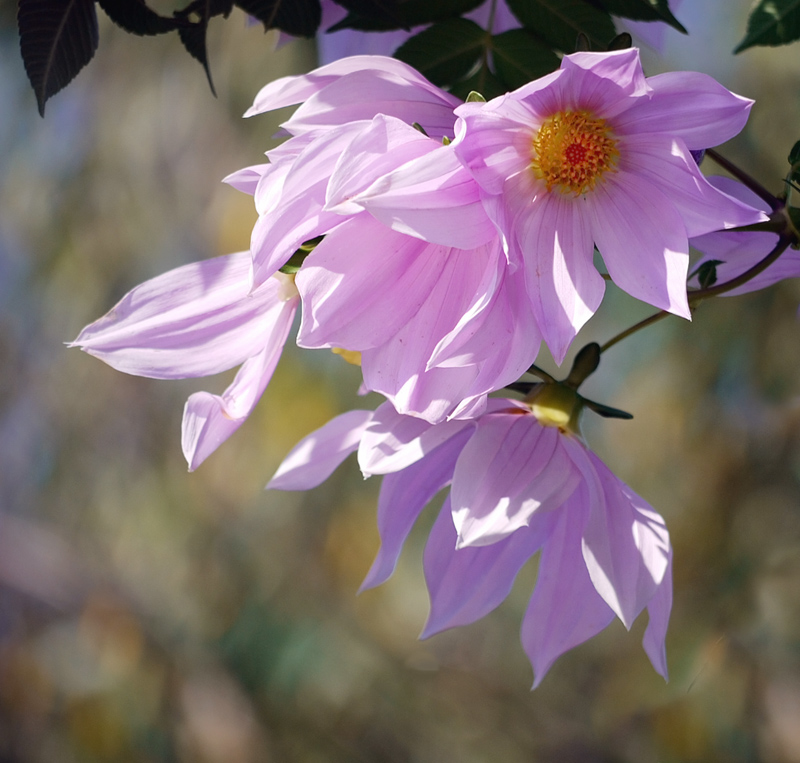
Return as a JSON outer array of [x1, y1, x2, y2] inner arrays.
[[1, 1, 800, 760]]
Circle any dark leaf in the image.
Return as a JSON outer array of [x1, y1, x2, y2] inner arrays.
[[789, 139, 800, 167], [564, 342, 600, 389], [607, 31, 632, 50], [394, 18, 486, 88], [18, 0, 99, 115], [237, 0, 321, 36], [449, 65, 506, 101], [696, 260, 724, 290], [175, 0, 233, 96], [327, 0, 401, 31], [505, 0, 616, 52], [491, 29, 559, 90], [329, 0, 483, 32], [735, 0, 800, 52], [595, 0, 687, 33], [96, 0, 183, 35]]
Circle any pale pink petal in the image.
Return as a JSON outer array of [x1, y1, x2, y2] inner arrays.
[[357, 400, 472, 476], [71, 253, 290, 379], [451, 414, 581, 547], [520, 495, 615, 687], [614, 71, 754, 150], [245, 55, 459, 121], [643, 550, 673, 681], [564, 440, 671, 629], [222, 164, 270, 195], [295, 217, 445, 350], [514, 189, 604, 364], [325, 115, 435, 216], [361, 428, 473, 590], [181, 290, 298, 471], [588, 171, 690, 318], [619, 133, 767, 237], [267, 409, 374, 490], [422, 498, 556, 637], [342, 141, 497, 249]]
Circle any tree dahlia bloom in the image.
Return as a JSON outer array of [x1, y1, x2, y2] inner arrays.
[[268, 385, 672, 687], [354, 48, 763, 362], [690, 176, 800, 295], [71, 252, 299, 470]]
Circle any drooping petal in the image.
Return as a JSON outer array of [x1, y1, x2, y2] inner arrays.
[[361, 428, 473, 590], [181, 289, 298, 471], [614, 70, 754, 150], [422, 497, 556, 638], [564, 440, 671, 629], [358, 241, 506, 422], [222, 163, 270, 195], [267, 409, 374, 490], [643, 549, 672, 681], [520, 494, 615, 687], [295, 217, 446, 351], [357, 400, 472, 476], [588, 171, 691, 319], [451, 413, 581, 547], [71, 253, 288, 379]]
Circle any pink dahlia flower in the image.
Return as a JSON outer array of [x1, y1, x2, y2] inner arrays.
[[71, 252, 299, 470], [233, 83, 542, 422], [445, 48, 766, 361], [690, 176, 800, 295], [268, 389, 672, 687]]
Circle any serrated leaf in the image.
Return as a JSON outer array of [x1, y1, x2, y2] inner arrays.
[[18, 0, 99, 116], [394, 18, 486, 88], [237, 0, 321, 36], [735, 0, 800, 52], [491, 29, 559, 90], [96, 0, 182, 35], [449, 65, 506, 101], [595, 0, 687, 33], [329, 0, 483, 31], [505, 0, 617, 52]]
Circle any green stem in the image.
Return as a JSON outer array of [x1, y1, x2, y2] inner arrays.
[[599, 310, 669, 354]]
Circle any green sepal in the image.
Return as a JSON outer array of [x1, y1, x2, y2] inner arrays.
[[564, 342, 600, 390], [583, 399, 634, 420], [279, 235, 324, 274], [696, 259, 724, 289], [465, 90, 486, 103]]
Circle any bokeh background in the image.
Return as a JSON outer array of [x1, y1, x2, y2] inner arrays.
[[1, 1, 800, 760]]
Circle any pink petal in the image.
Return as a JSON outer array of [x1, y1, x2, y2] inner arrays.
[[357, 401, 472, 476], [422, 498, 556, 637], [514, 189, 604, 364], [360, 428, 473, 590], [451, 414, 581, 547], [619, 133, 767, 237], [614, 71, 753, 150], [564, 441, 671, 629], [588, 171, 690, 318], [181, 291, 298, 470], [520, 495, 615, 688], [71, 253, 290, 379], [267, 409, 374, 490]]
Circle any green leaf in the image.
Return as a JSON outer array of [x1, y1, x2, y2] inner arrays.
[[491, 29, 560, 90], [394, 18, 486, 87], [449, 66, 506, 101], [735, 0, 800, 52], [329, 0, 484, 31], [595, 0, 687, 33], [505, 0, 617, 52]]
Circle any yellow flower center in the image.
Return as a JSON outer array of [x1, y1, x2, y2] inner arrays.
[[531, 110, 619, 195]]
